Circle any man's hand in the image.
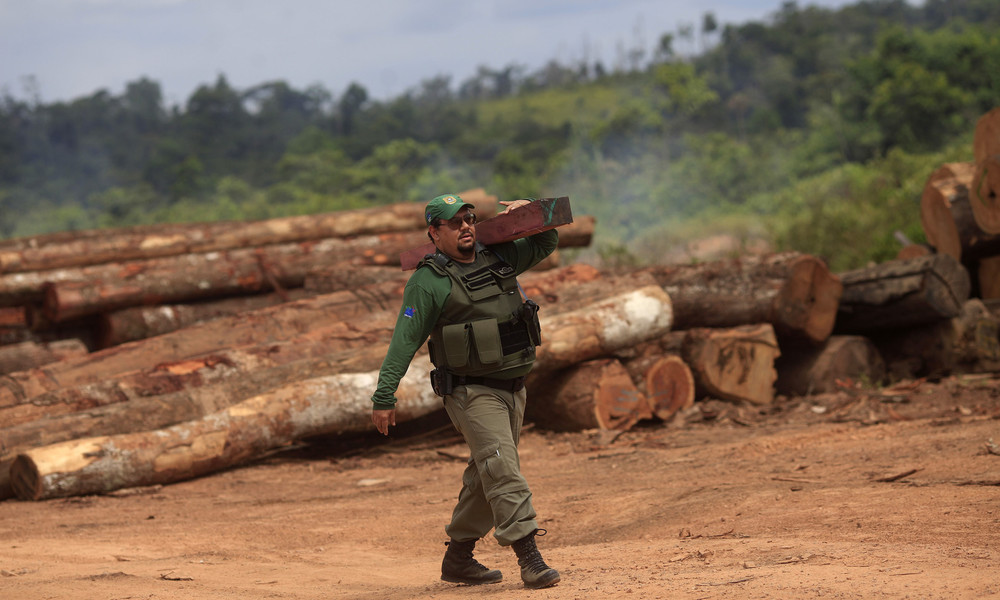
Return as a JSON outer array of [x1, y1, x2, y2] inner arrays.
[[372, 408, 396, 436], [498, 198, 532, 215]]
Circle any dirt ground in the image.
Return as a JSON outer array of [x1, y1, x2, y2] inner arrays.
[[2, 375, 999, 600]]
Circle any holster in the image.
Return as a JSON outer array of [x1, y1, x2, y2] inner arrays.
[[430, 368, 454, 397], [520, 299, 542, 346]]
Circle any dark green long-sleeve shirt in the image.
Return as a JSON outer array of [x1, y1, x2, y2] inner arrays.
[[370, 228, 558, 410]]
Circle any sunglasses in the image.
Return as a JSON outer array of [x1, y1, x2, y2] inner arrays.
[[435, 213, 477, 229]]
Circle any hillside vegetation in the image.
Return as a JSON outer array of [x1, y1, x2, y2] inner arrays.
[[1, 0, 998, 271]]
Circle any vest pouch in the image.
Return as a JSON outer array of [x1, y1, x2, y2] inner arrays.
[[441, 322, 470, 368], [470, 318, 503, 366]]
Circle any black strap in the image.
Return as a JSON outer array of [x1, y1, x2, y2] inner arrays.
[[454, 375, 525, 392]]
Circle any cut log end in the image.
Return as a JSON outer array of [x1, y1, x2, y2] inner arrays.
[[10, 454, 42, 501], [774, 256, 842, 344], [644, 355, 695, 421]]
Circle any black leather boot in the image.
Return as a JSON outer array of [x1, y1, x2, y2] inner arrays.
[[511, 529, 560, 589], [440, 538, 503, 585]]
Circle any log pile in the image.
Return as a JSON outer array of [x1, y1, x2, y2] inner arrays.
[[6, 107, 1000, 501]]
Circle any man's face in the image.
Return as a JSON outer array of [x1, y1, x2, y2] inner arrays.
[[429, 207, 477, 262]]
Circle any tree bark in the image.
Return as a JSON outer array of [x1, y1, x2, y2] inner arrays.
[[681, 324, 780, 405], [978, 256, 1000, 299], [642, 252, 842, 345], [533, 285, 674, 372], [870, 299, 1000, 381], [96, 288, 316, 348], [0, 194, 498, 275], [834, 253, 971, 334], [920, 162, 1000, 262], [971, 108, 1000, 234], [38, 231, 427, 321], [526, 358, 651, 431], [9, 355, 442, 500], [775, 336, 886, 396], [0, 339, 89, 375]]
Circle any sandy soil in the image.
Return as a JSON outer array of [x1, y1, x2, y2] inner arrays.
[[2, 375, 1000, 600]]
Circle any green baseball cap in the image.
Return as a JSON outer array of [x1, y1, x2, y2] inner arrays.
[[425, 194, 475, 224]]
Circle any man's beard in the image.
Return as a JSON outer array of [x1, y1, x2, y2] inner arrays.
[[456, 234, 476, 259]]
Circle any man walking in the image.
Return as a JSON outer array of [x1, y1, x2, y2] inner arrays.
[[371, 193, 561, 589]]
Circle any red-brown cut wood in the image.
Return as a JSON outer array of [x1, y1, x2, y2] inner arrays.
[[399, 197, 575, 270], [526, 358, 651, 431], [643, 355, 695, 421], [920, 162, 1000, 262], [681, 324, 780, 406], [971, 108, 1000, 234]]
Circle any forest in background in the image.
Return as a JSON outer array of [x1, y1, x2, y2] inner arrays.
[[1, 0, 999, 271]]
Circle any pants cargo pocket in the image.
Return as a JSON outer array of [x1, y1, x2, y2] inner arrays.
[[473, 442, 528, 501]]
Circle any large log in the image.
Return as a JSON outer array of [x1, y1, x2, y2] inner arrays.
[[870, 299, 1000, 381], [681, 324, 780, 405], [0, 339, 89, 375], [643, 252, 842, 345], [96, 288, 316, 348], [0, 193, 498, 274], [9, 355, 443, 500], [775, 335, 886, 396], [399, 196, 575, 270], [971, 108, 1000, 234], [39, 231, 428, 321], [920, 162, 1000, 262], [526, 358, 651, 431], [834, 253, 971, 334], [533, 285, 674, 372]]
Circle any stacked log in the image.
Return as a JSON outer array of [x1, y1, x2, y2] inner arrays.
[[641, 252, 842, 345], [0, 192, 593, 352], [971, 108, 1000, 233], [834, 253, 970, 333]]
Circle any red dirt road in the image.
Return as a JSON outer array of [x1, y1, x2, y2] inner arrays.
[[2, 376, 999, 599]]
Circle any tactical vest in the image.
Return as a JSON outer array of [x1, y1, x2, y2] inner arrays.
[[421, 247, 541, 377]]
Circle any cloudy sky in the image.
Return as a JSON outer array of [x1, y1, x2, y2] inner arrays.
[[2, 0, 864, 107]]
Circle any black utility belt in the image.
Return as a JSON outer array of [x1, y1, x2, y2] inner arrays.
[[430, 368, 525, 396], [455, 374, 525, 393]]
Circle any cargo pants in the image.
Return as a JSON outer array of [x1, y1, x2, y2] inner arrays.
[[442, 382, 538, 546]]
